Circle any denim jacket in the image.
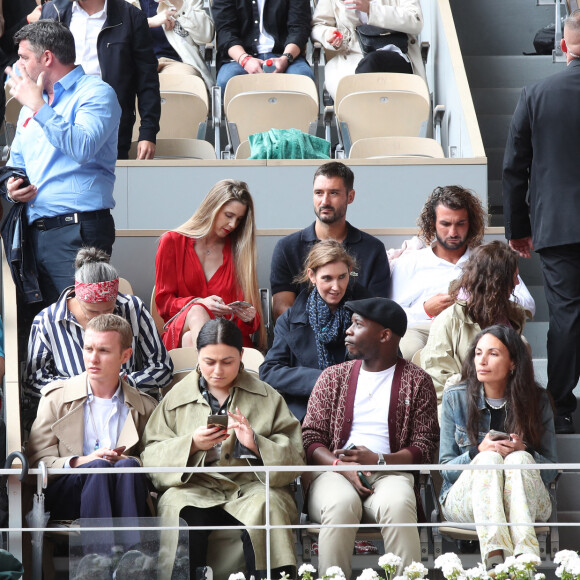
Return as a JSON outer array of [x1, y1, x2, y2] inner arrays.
[[439, 383, 558, 503]]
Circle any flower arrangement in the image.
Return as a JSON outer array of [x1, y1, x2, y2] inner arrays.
[[228, 549, 578, 580]]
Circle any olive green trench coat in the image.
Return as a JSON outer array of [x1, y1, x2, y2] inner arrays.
[[141, 370, 305, 578]]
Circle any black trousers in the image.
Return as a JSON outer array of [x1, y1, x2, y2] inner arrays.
[[538, 243, 580, 416], [355, 50, 413, 75]]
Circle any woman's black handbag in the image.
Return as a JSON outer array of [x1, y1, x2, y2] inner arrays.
[[355, 24, 408, 56]]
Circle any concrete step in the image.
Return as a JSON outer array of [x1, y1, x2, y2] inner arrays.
[[487, 179, 502, 213], [528, 324, 549, 358], [464, 55, 565, 88], [478, 114, 512, 149], [450, 0, 556, 56], [472, 87, 522, 116], [486, 147, 505, 181]]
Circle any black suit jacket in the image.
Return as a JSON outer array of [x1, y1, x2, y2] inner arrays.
[[42, 0, 160, 158], [502, 59, 580, 251]]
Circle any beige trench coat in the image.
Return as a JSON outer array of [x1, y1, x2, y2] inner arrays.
[[420, 300, 528, 401], [311, 0, 425, 99], [27, 372, 158, 471], [141, 370, 305, 578], [127, 0, 215, 88]]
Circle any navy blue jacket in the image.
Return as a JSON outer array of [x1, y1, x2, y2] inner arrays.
[[42, 0, 160, 158], [260, 284, 369, 421]]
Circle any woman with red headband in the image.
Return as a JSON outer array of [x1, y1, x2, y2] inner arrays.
[[25, 247, 173, 399]]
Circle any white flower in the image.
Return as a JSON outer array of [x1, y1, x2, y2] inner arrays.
[[402, 561, 428, 580], [356, 568, 381, 580], [555, 565, 565, 578], [299, 565, 317, 578], [228, 574, 246, 580], [435, 553, 464, 571], [535, 574, 546, 580], [464, 564, 489, 580], [503, 556, 518, 569], [555, 551, 580, 567], [517, 554, 541, 568], [379, 554, 403, 570], [280, 573, 291, 580], [325, 567, 346, 579]]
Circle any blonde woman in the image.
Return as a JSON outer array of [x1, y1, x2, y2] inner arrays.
[[155, 179, 264, 349]]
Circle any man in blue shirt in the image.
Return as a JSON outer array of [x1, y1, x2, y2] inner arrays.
[[5, 20, 121, 305]]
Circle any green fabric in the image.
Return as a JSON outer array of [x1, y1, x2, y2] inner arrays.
[[0, 550, 23, 578], [248, 128, 330, 159]]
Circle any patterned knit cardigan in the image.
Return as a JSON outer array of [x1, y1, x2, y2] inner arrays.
[[302, 358, 439, 465]]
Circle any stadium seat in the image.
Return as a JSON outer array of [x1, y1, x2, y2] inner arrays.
[[349, 136, 445, 159], [128, 138, 217, 160], [223, 74, 320, 156], [333, 73, 430, 156]]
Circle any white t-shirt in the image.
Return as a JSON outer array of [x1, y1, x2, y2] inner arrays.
[[70, 1, 108, 77], [255, 0, 275, 54], [345, 364, 395, 454], [390, 246, 536, 326]]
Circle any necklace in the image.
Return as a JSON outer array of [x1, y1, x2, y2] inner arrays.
[[88, 397, 117, 450], [485, 396, 507, 410]]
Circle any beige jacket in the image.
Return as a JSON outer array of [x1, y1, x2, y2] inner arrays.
[[27, 372, 158, 471], [127, 0, 214, 88], [311, 0, 425, 98], [420, 301, 528, 402], [141, 370, 305, 578]]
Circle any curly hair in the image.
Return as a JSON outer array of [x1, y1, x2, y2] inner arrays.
[[461, 325, 546, 448], [417, 185, 487, 247], [450, 241, 518, 329]]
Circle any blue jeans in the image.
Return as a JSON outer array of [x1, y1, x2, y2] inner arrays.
[[217, 53, 315, 96]]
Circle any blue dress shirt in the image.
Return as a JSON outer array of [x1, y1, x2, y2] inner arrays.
[[8, 65, 121, 222]]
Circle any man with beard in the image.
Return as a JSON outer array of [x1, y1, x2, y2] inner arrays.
[[270, 162, 390, 320], [302, 297, 438, 577], [390, 186, 534, 360]]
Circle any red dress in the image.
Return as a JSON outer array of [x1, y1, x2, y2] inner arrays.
[[155, 231, 260, 348]]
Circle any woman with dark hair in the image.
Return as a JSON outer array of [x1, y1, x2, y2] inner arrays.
[[260, 240, 368, 421], [439, 325, 557, 570], [155, 179, 264, 350], [420, 240, 527, 400], [141, 318, 304, 580]]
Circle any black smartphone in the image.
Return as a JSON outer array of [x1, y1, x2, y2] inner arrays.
[[488, 430, 510, 441], [207, 414, 228, 430], [11, 168, 30, 189], [357, 471, 373, 490]]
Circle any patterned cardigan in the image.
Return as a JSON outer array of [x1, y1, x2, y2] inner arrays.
[[302, 358, 439, 465]]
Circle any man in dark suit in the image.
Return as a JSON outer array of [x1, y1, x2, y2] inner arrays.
[[502, 10, 580, 434]]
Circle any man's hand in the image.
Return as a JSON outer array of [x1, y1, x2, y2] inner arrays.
[[335, 445, 377, 466], [70, 447, 125, 468], [243, 57, 264, 74], [423, 293, 454, 318], [273, 57, 289, 73], [5, 66, 45, 112], [137, 140, 156, 160], [344, 0, 370, 13], [6, 176, 37, 203], [148, 8, 177, 30], [509, 237, 534, 259]]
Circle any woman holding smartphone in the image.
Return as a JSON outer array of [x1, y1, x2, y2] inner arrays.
[[142, 318, 304, 580], [155, 179, 264, 350], [439, 325, 557, 572]]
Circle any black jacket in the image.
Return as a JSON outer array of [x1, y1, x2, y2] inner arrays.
[[503, 59, 580, 250], [42, 0, 160, 158], [211, 0, 311, 71]]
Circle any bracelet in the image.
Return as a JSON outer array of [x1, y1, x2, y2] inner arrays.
[[237, 53, 248, 64], [423, 301, 434, 319], [241, 55, 252, 68], [332, 458, 340, 466]]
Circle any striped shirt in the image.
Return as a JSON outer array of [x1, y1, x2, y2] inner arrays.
[[26, 287, 173, 397]]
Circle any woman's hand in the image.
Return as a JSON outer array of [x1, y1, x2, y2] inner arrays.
[[243, 57, 265, 74], [231, 304, 256, 324], [228, 407, 260, 455], [478, 433, 525, 457], [326, 29, 343, 49], [148, 8, 177, 30], [191, 424, 230, 453], [198, 295, 233, 318], [344, 0, 370, 13]]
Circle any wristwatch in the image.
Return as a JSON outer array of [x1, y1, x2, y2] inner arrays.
[[282, 52, 295, 63], [377, 453, 386, 465]]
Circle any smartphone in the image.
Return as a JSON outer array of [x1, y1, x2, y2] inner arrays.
[[207, 414, 228, 430], [488, 430, 510, 441], [228, 301, 252, 310], [357, 471, 373, 490], [11, 168, 30, 189], [112, 446, 126, 455], [345, 443, 357, 450]]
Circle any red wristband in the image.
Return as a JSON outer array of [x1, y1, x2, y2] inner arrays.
[[332, 458, 340, 466], [241, 55, 252, 68], [423, 302, 434, 319]]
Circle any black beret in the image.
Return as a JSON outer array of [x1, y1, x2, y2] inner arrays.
[[345, 297, 407, 337]]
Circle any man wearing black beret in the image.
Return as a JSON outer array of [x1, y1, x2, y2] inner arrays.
[[302, 297, 439, 576]]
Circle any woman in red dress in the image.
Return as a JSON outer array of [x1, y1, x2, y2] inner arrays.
[[155, 179, 264, 349]]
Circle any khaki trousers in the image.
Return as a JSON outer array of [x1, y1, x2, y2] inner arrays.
[[308, 470, 420, 577], [158, 57, 201, 77], [399, 322, 432, 361]]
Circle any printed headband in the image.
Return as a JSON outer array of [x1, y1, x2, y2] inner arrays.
[[75, 278, 119, 303]]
